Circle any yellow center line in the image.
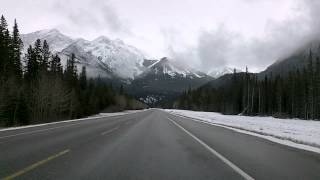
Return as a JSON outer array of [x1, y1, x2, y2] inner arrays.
[[2, 149, 70, 180]]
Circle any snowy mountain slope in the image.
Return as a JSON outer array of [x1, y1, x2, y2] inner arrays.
[[259, 40, 320, 79], [128, 57, 213, 106], [21, 29, 237, 80], [86, 36, 145, 79], [21, 29, 146, 79], [208, 67, 243, 78], [142, 57, 207, 78], [142, 59, 158, 67], [58, 39, 114, 78], [21, 29, 74, 53]]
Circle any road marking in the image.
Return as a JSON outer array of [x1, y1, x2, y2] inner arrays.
[[101, 127, 119, 136], [2, 149, 70, 180], [0, 123, 80, 140], [168, 117, 255, 180], [0, 110, 147, 132], [0, 116, 133, 140]]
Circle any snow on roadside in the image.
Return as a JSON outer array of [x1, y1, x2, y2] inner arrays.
[[90, 110, 144, 118], [0, 110, 143, 132], [165, 109, 320, 152]]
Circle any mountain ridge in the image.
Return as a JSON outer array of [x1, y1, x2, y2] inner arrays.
[[21, 29, 215, 105]]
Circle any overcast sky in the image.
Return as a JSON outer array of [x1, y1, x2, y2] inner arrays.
[[1, 0, 320, 72]]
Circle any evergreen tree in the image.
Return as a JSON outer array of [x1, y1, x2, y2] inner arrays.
[[79, 66, 87, 90], [315, 57, 320, 119], [50, 54, 63, 76], [0, 16, 11, 78], [11, 19, 22, 79], [64, 53, 78, 87], [40, 40, 50, 72], [25, 45, 39, 81], [307, 50, 314, 119], [33, 39, 42, 71], [0, 15, 7, 76], [0, 15, 142, 127]]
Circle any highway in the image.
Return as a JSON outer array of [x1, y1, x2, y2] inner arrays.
[[1, 109, 320, 180]]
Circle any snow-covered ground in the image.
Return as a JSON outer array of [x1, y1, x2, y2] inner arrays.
[[165, 109, 320, 153], [91, 110, 143, 118]]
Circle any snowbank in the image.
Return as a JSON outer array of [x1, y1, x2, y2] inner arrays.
[[91, 110, 144, 118], [165, 109, 320, 153], [1, 110, 143, 132]]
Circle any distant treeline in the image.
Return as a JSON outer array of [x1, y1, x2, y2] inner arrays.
[[175, 51, 320, 120], [0, 15, 145, 127]]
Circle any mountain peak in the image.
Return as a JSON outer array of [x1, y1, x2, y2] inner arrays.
[[93, 36, 111, 43], [22, 28, 74, 53], [114, 38, 124, 45], [47, 28, 60, 34], [33, 28, 62, 36], [159, 57, 169, 63], [208, 67, 242, 78]]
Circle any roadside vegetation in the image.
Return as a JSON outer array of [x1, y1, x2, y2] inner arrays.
[[175, 54, 320, 120], [0, 15, 145, 127]]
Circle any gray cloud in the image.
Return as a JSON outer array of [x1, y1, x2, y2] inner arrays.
[[170, 0, 320, 72], [52, 0, 131, 36], [197, 27, 237, 71], [2, 0, 319, 72]]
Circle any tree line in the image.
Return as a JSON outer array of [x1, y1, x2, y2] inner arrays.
[[0, 15, 145, 127], [175, 51, 320, 120]]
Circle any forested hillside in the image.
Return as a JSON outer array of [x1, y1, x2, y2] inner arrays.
[[175, 51, 320, 120], [0, 15, 145, 127]]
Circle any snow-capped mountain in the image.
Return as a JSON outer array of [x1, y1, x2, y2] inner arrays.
[[128, 57, 213, 105], [208, 67, 243, 78], [58, 37, 145, 79], [142, 57, 207, 78], [21, 29, 74, 53], [21, 29, 214, 106], [21, 29, 145, 79]]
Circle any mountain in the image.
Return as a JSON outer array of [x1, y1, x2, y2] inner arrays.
[[198, 40, 320, 94], [21, 29, 74, 53], [21, 29, 213, 106], [259, 41, 320, 79], [86, 36, 145, 79], [21, 29, 145, 79], [145, 57, 208, 78], [128, 57, 213, 106], [142, 59, 158, 67], [208, 67, 243, 78], [58, 39, 114, 78]]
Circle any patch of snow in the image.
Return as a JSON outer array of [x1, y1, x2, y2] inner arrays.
[[208, 67, 242, 78], [21, 29, 74, 53], [64, 36, 145, 79], [140, 95, 160, 105], [0, 110, 143, 132], [165, 109, 320, 153], [148, 57, 207, 78], [22, 29, 146, 79]]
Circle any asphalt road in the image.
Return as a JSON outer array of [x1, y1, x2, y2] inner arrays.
[[1, 109, 320, 180]]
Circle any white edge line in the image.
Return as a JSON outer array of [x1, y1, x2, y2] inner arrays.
[[0, 123, 80, 139], [101, 127, 119, 135], [0, 110, 146, 132], [168, 111, 320, 154], [167, 117, 254, 180]]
